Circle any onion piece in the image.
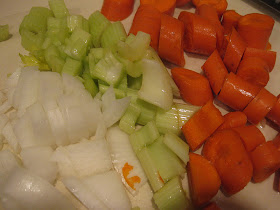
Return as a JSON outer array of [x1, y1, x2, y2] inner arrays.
[[2, 122, 20, 153]]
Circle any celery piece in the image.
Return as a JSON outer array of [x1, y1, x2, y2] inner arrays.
[[82, 69, 99, 97], [20, 29, 45, 51], [163, 133, 189, 165], [91, 51, 124, 86], [19, 54, 50, 71], [88, 11, 111, 48], [117, 31, 151, 62], [51, 56, 65, 73], [117, 74, 127, 91], [148, 136, 186, 183], [99, 84, 126, 99], [119, 103, 141, 134], [156, 106, 180, 135], [125, 33, 136, 45], [57, 45, 67, 59], [128, 75, 142, 90], [48, 0, 69, 18], [115, 54, 142, 78], [62, 57, 82, 76], [101, 21, 127, 51], [153, 176, 190, 210], [44, 45, 65, 73], [137, 147, 164, 192], [88, 48, 105, 76], [175, 103, 200, 129], [129, 121, 160, 153], [42, 37, 52, 49], [67, 15, 89, 33], [0, 25, 10, 42], [47, 17, 69, 45], [30, 50, 45, 62]]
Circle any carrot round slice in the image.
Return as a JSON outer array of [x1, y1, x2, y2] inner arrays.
[[176, 0, 191, 7], [243, 88, 277, 125], [188, 153, 221, 207], [101, 0, 134, 21], [203, 129, 253, 195], [158, 14, 185, 67], [236, 57, 270, 88], [218, 72, 261, 111], [267, 95, 280, 126], [217, 111, 247, 131], [192, 0, 228, 17], [140, 0, 176, 16], [171, 67, 213, 106], [178, 11, 217, 56], [237, 13, 275, 50], [222, 10, 242, 35]]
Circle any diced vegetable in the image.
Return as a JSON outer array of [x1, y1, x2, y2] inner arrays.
[[0, 25, 10, 42]]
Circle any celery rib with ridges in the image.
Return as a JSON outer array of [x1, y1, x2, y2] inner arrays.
[[0, 25, 10, 42]]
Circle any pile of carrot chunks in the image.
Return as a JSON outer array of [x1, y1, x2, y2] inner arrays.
[[100, 0, 280, 208]]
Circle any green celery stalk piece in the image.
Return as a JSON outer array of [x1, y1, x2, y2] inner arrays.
[[46, 17, 69, 45], [19, 53, 50, 71], [98, 84, 126, 99], [127, 75, 142, 90], [20, 29, 45, 51], [119, 103, 141, 134], [82, 69, 99, 98], [175, 103, 200, 129], [0, 25, 10, 42], [48, 0, 69, 18], [61, 57, 82, 76], [67, 15, 89, 33]]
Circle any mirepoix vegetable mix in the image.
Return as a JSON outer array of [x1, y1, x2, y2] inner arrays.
[[17, 0, 199, 209]]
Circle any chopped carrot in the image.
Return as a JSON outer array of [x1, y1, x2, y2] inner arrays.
[[243, 88, 277, 125], [223, 28, 247, 73], [140, 0, 176, 16], [250, 141, 280, 183], [221, 10, 242, 35], [178, 11, 217, 56], [219, 34, 229, 58], [192, 0, 228, 17], [187, 153, 221, 207], [101, 0, 134, 21], [243, 47, 277, 72], [203, 202, 221, 210], [272, 133, 280, 151], [266, 42, 272, 51], [237, 13, 275, 50], [267, 95, 280, 127], [217, 111, 247, 131], [158, 14, 185, 67], [171, 67, 213, 106], [202, 49, 228, 95], [236, 57, 270, 88], [218, 72, 261, 111], [233, 125, 266, 152], [176, 0, 191, 7], [122, 162, 141, 190], [203, 129, 253, 195], [182, 100, 224, 151]]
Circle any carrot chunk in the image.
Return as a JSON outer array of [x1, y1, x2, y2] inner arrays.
[[203, 202, 221, 210], [171, 67, 213, 106], [182, 100, 224, 151], [237, 13, 275, 50], [223, 28, 247, 73], [217, 111, 247, 131], [272, 133, 280, 151], [129, 5, 161, 50], [236, 57, 270, 88], [203, 129, 253, 195], [267, 95, 280, 127], [176, 0, 191, 7], [202, 49, 228, 95], [178, 11, 217, 56], [192, 0, 228, 17], [243, 47, 277, 72], [243, 88, 277, 124], [140, 0, 176, 16], [158, 14, 185, 67], [233, 125, 266, 152], [187, 153, 221, 207], [221, 10, 242, 35], [250, 141, 280, 183], [101, 0, 134, 21], [218, 72, 261, 111]]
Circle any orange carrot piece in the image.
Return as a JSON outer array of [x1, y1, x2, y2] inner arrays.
[[243, 47, 277, 72], [188, 153, 221, 207], [176, 0, 191, 7], [129, 5, 161, 50], [182, 100, 224, 151], [178, 11, 217, 56], [223, 28, 247, 73], [218, 72, 261, 111], [272, 133, 280, 151], [158, 14, 185, 67], [250, 141, 280, 183], [203, 129, 253, 195], [202, 49, 228, 95], [140, 0, 176, 16], [171, 67, 213, 106], [266, 42, 272, 51], [217, 111, 247, 131], [101, 0, 134, 21], [219, 34, 229, 58], [122, 163, 141, 190], [192, 0, 228, 17], [267, 95, 280, 127], [233, 125, 266, 152], [237, 13, 275, 50], [221, 10, 242, 35], [243, 88, 277, 125], [203, 202, 221, 210], [236, 57, 270, 88]]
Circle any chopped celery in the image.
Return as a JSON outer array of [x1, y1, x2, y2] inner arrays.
[[88, 48, 105, 74], [30, 50, 46, 62], [47, 17, 69, 45], [61, 57, 82, 76], [67, 15, 89, 33], [137, 147, 164, 192], [175, 103, 200, 129], [127, 75, 142, 90], [125, 33, 136, 45], [88, 11, 110, 48], [163, 133, 189, 165], [19, 54, 50, 71], [82, 69, 99, 97], [155, 106, 180, 135], [0, 25, 10, 42], [148, 136, 186, 183], [129, 121, 160, 153], [50, 56, 65, 73], [119, 103, 141, 134], [99, 84, 126, 99], [115, 55, 142, 78], [117, 74, 127, 91], [48, 0, 69, 18], [20, 29, 45, 51], [44, 45, 65, 73], [101, 21, 127, 51], [153, 176, 190, 210]]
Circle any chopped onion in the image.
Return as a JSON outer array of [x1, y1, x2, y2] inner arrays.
[[2, 122, 20, 153]]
